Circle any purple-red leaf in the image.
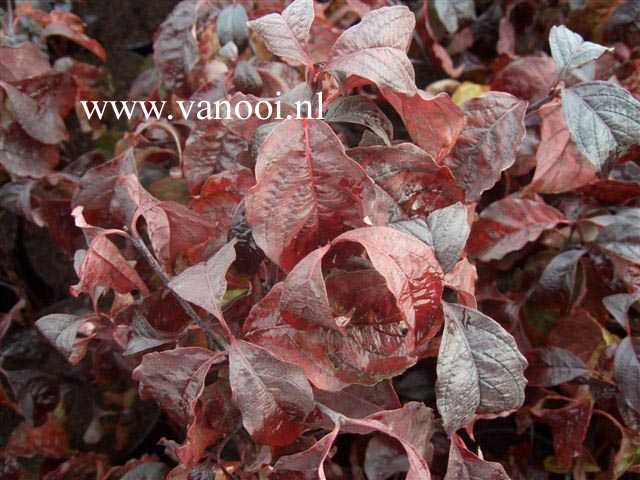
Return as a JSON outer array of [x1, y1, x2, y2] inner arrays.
[[526, 347, 590, 387], [132, 347, 218, 425], [168, 240, 237, 323], [0, 80, 68, 145], [70, 207, 149, 297], [349, 143, 464, 217], [467, 194, 565, 262], [384, 91, 466, 163], [245, 119, 376, 272], [527, 100, 597, 194], [270, 424, 340, 479], [444, 92, 527, 202], [228, 338, 314, 446], [280, 244, 335, 330], [445, 434, 509, 480], [323, 6, 416, 95], [334, 226, 444, 335], [248, 0, 314, 68]]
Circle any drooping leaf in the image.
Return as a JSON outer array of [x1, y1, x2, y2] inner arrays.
[[0, 123, 59, 178], [70, 207, 149, 297], [270, 424, 340, 479], [323, 6, 417, 95], [436, 302, 527, 434], [384, 91, 466, 162], [467, 194, 565, 262], [313, 381, 401, 419], [349, 143, 464, 217], [123, 312, 177, 356], [433, 0, 476, 34], [324, 96, 393, 146], [603, 292, 640, 332], [120, 174, 221, 273], [615, 337, 640, 413], [426, 202, 470, 273], [444, 92, 527, 202], [549, 25, 611, 77], [245, 119, 376, 272], [332, 402, 434, 480], [561, 81, 640, 172], [333, 226, 444, 335], [168, 240, 237, 323], [248, 0, 315, 68], [35, 314, 93, 364], [132, 347, 218, 425], [444, 434, 509, 480], [528, 100, 597, 194], [40, 12, 107, 62], [228, 338, 315, 446], [526, 347, 590, 387], [71, 149, 136, 225]]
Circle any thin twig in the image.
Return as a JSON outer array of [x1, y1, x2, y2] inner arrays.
[[127, 228, 228, 351]]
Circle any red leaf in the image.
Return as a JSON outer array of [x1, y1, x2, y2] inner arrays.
[[0, 42, 52, 82], [467, 194, 565, 262], [491, 57, 556, 103], [228, 338, 314, 446], [6, 417, 69, 459], [445, 434, 509, 480], [132, 347, 219, 426], [281, 244, 335, 330], [270, 424, 340, 479], [349, 143, 464, 217], [248, 0, 315, 68], [0, 123, 59, 178], [169, 240, 237, 325], [322, 6, 416, 95], [40, 12, 107, 61], [35, 314, 94, 365], [0, 80, 68, 145], [245, 119, 376, 272], [530, 395, 593, 469], [330, 402, 435, 480], [182, 121, 248, 193], [444, 92, 527, 202], [525, 347, 590, 387], [152, 0, 201, 96], [244, 282, 416, 390], [383, 91, 466, 162], [527, 100, 597, 193], [70, 207, 149, 297], [120, 173, 222, 273], [313, 381, 401, 419], [333, 226, 444, 336]]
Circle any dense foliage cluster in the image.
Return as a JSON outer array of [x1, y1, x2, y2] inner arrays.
[[1, 0, 639, 479]]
